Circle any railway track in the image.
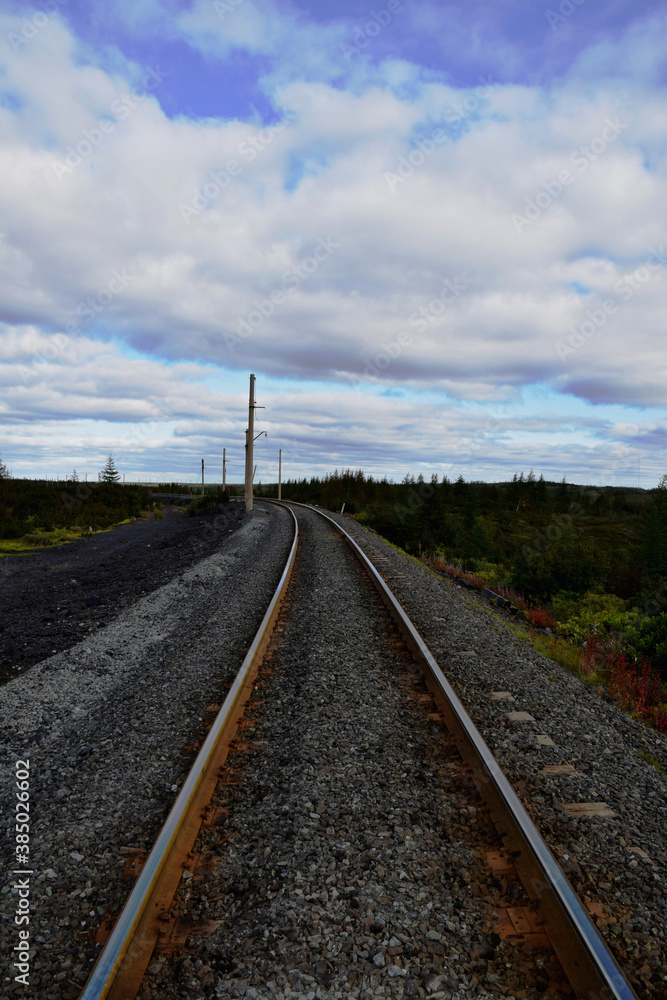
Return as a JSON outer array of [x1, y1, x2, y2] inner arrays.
[[80, 500, 638, 1000]]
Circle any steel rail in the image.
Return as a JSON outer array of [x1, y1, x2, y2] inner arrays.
[[262, 499, 637, 1000], [79, 503, 299, 1000]]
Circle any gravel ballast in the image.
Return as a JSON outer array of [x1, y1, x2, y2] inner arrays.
[[142, 505, 570, 1000], [0, 503, 293, 999], [324, 510, 667, 998]]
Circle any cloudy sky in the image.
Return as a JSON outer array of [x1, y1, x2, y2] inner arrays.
[[1, 0, 666, 485]]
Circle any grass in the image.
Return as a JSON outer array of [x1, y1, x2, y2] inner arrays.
[[0, 538, 43, 554], [636, 748, 664, 773], [503, 619, 533, 644], [0, 519, 139, 556], [384, 538, 441, 577], [532, 633, 585, 675], [22, 526, 89, 546]]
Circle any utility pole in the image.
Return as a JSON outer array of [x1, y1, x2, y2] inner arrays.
[[222, 448, 226, 491], [244, 374, 266, 512], [278, 448, 282, 500], [201, 459, 205, 496], [245, 374, 255, 512]]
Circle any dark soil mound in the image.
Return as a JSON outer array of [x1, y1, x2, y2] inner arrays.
[[0, 502, 245, 686]]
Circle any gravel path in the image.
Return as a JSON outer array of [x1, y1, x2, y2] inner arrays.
[[142, 505, 569, 1000], [0, 503, 293, 999], [323, 511, 667, 999], [0, 502, 245, 685]]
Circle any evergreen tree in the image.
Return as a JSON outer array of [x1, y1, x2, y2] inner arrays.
[[535, 473, 548, 506], [644, 475, 667, 572], [555, 476, 569, 512], [100, 454, 121, 483], [69, 469, 79, 483], [0, 454, 9, 479]]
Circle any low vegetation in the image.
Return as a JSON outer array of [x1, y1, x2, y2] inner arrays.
[[187, 489, 230, 515]]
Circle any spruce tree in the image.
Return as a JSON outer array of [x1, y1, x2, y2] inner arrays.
[[100, 454, 121, 483]]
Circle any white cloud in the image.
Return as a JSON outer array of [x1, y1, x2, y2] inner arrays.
[[0, 3, 666, 479], [0, 329, 663, 486]]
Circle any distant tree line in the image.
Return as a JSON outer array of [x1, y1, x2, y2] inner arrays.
[[0, 478, 149, 539], [270, 469, 667, 681], [272, 468, 665, 604]]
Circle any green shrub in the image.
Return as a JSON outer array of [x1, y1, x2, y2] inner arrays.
[[624, 613, 667, 680], [557, 591, 634, 644], [23, 531, 58, 546], [187, 490, 230, 516]]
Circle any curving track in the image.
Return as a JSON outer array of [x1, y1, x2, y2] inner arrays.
[[80, 500, 638, 1000]]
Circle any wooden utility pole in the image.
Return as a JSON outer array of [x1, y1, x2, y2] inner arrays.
[[278, 448, 282, 500], [201, 459, 205, 496], [222, 448, 226, 491]]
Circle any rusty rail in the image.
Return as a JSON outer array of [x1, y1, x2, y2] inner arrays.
[[262, 499, 637, 1000], [79, 503, 298, 1000]]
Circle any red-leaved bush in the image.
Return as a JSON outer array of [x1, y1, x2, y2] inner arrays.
[[607, 651, 663, 727], [525, 607, 558, 630], [583, 635, 667, 732]]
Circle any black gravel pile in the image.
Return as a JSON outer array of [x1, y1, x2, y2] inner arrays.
[[0, 502, 245, 685]]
